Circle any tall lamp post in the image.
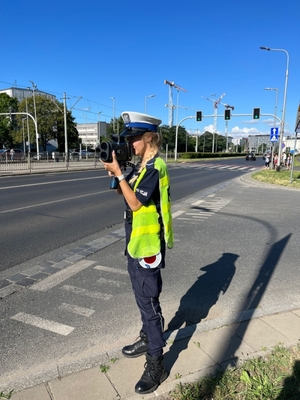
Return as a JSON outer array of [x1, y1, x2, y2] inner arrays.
[[144, 94, 156, 113], [97, 111, 102, 144], [264, 87, 278, 169], [111, 97, 115, 132], [29, 80, 39, 159], [260, 47, 289, 171]]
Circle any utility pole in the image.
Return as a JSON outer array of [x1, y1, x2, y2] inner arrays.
[[29, 80, 39, 159], [63, 92, 68, 162]]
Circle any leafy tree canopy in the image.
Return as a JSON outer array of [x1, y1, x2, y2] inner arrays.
[[0, 93, 19, 148], [17, 96, 79, 152]]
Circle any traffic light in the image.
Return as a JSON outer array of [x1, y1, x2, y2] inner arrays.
[[196, 111, 202, 122], [224, 109, 231, 120], [253, 108, 260, 119]]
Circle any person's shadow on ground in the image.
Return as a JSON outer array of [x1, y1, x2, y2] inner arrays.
[[163, 252, 238, 373], [276, 360, 300, 399]]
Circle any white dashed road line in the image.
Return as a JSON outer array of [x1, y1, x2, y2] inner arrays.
[[11, 312, 75, 336], [30, 260, 95, 292], [94, 265, 128, 275], [60, 284, 113, 300], [58, 303, 95, 317]]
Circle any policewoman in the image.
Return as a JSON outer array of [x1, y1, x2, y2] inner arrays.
[[102, 111, 174, 395]]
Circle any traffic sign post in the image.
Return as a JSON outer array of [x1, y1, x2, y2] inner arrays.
[[270, 127, 279, 142], [290, 104, 300, 182]]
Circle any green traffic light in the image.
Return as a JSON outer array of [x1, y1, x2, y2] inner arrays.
[[253, 108, 260, 119]]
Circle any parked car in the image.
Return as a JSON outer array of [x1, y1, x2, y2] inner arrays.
[[246, 152, 256, 161], [0, 148, 25, 161], [32, 152, 49, 160], [80, 150, 95, 158]]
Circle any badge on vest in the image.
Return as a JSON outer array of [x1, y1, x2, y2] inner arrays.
[[138, 253, 162, 269]]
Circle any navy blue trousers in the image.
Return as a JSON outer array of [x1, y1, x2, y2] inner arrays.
[[127, 255, 165, 357]]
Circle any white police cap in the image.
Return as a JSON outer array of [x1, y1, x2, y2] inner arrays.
[[120, 111, 162, 137]]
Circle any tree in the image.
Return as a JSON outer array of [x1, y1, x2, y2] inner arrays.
[[159, 124, 189, 152], [106, 116, 125, 137], [17, 96, 79, 152], [0, 93, 19, 148]]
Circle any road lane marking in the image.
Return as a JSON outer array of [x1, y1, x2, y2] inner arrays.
[[172, 210, 185, 218], [191, 200, 204, 206], [94, 265, 128, 275], [97, 278, 126, 287], [0, 175, 106, 190], [11, 312, 74, 336], [58, 303, 95, 317], [186, 212, 214, 215], [60, 285, 113, 300], [30, 260, 95, 292], [0, 190, 110, 214]]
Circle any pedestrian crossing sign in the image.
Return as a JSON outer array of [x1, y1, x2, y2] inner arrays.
[[270, 127, 279, 142]]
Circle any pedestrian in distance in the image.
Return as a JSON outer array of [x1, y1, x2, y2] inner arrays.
[[101, 111, 174, 395], [10, 148, 15, 161], [286, 154, 292, 170], [265, 154, 270, 169]]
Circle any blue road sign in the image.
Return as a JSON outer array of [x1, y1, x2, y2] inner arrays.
[[270, 127, 279, 142]]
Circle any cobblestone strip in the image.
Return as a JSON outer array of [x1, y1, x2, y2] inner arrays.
[[0, 228, 125, 299]]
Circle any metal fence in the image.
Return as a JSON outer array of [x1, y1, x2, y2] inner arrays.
[[0, 153, 103, 174]]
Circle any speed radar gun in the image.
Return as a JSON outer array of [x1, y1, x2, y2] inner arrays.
[[96, 134, 133, 189]]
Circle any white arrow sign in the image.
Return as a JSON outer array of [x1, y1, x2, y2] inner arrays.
[[270, 127, 279, 142]]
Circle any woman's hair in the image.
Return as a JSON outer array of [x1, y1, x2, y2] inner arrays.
[[129, 131, 162, 186]]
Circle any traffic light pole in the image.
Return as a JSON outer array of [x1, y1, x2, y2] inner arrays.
[[175, 113, 282, 161], [0, 112, 38, 160]]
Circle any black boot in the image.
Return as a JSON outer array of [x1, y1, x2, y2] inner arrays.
[[122, 330, 148, 358], [135, 353, 168, 394]]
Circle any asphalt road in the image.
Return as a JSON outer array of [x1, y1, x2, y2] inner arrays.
[[1, 158, 300, 393], [0, 158, 260, 272]]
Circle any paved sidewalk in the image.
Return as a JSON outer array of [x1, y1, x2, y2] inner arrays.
[[9, 306, 300, 400], [4, 172, 300, 400]]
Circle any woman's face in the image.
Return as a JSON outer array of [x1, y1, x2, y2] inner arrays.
[[127, 134, 146, 156]]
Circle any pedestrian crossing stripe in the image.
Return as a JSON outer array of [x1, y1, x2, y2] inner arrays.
[[11, 312, 74, 336]]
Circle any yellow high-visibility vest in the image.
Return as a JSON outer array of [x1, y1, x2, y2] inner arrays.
[[127, 157, 174, 259]]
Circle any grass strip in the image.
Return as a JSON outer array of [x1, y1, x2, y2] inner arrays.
[[170, 343, 300, 400]]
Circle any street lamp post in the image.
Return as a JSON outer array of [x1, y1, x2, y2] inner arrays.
[[144, 94, 156, 113], [97, 111, 102, 144], [260, 47, 289, 171], [29, 80, 39, 159], [264, 87, 278, 169], [111, 97, 115, 132]]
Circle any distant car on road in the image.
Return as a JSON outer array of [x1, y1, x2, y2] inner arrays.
[[246, 152, 256, 161]]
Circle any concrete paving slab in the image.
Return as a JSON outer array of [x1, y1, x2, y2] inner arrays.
[[262, 311, 300, 342], [11, 383, 51, 400], [190, 325, 255, 365], [49, 367, 117, 400], [234, 318, 288, 351], [293, 309, 300, 317], [106, 356, 145, 399], [163, 334, 216, 379]]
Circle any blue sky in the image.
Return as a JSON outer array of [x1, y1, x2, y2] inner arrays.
[[1, 0, 299, 139]]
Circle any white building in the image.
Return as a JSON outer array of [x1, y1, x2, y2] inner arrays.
[[76, 122, 108, 149], [0, 87, 56, 102], [247, 134, 270, 153]]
